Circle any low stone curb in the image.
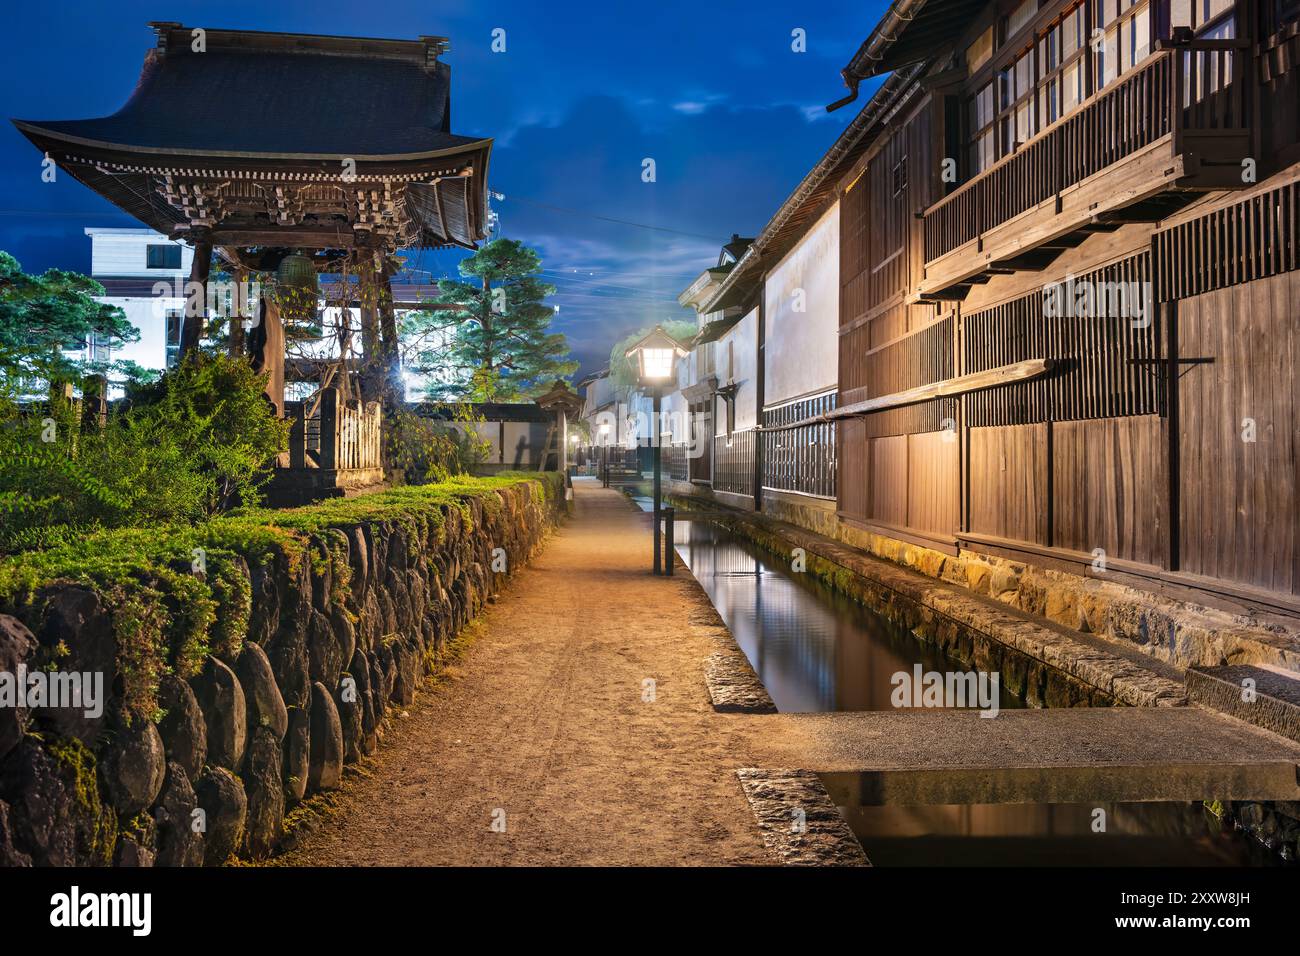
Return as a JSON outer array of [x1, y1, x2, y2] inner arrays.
[[735, 768, 868, 866], [705, 651, 776, 713], [1187, 665, 1300, 744]]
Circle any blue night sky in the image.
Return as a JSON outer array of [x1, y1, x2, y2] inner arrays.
[[0, 1, 887, 376]]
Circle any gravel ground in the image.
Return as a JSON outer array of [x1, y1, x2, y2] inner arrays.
[[280, 480, 775, 866]]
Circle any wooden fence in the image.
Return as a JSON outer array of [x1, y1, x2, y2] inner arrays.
[[287, 386, 382, 474], [713, 429, 756, 496]]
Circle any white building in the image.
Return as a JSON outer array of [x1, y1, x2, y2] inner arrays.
[[81, 228, 194, 374], [80, 228, 448, 400]]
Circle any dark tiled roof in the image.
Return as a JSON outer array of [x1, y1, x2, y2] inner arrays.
[[14, 31, 481, 159]]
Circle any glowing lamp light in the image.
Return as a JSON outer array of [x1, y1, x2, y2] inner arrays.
[[624, 326, 689, 387]]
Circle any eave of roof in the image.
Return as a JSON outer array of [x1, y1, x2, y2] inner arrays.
[[700, 63, 923, 315], [12, 121, 491, 164], [831, 0, 983, 108], [693, 313, 744, 346]]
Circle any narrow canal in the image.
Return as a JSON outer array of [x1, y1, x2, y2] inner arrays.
[[633, 495, 1019, 713], [626, 491, 1287, 866]]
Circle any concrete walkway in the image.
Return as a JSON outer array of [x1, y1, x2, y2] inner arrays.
[[282, 480, 1300, 866]]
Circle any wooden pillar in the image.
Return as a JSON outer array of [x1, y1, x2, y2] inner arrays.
[[319, 386, 340, 471], [180, 236, 212, 360], [248, 297, 285, 417], [81, 374, 108, 430], [356, 250, 382, 403], [228, 264, 248, 358], [376, 252, 403, 405], [556, 408, 569, 473], [289, 402, 307, 469]]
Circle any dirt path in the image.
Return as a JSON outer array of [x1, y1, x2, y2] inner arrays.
[[280, 479, 774, 866]]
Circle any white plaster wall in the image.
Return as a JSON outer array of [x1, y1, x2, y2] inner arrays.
[[87, 228, 193, 278], [715, 306, 758, 432], [762, 202, 839, 406]]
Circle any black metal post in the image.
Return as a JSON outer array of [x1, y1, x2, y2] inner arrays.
[[652, 390, 662, 575], [602, 441, 609, 488], [664, 506, 675, 576]]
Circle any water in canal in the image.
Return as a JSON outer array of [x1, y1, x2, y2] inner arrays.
[[632, 496, 1019, 713], [628, 494, 1282, 866], [819, 782, 1285, 866]]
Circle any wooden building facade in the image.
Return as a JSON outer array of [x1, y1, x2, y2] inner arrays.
[[829, 0, 1300, 610]]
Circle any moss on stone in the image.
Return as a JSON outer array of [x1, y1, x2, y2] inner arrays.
[[0, 473, 561, 727], [45, 735, 117, 865]]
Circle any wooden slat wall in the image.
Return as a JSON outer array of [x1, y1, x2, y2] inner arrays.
[[838, 104, 955, 535], [712, 429, 755, 496], [867, 434, 908, 527], [1155, 181, 1299, 301], [968, 423, 1049, 545], [1053, 415, 1165, 566], [838, 419, 869, 518], [1178, 271, 1300, 595], [907, 431, 960, 536], [964, 252, 1161, 426]]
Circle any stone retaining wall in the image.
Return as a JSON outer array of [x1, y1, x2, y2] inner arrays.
[[0, 476, 562, 867], [666, 489, 1193, 707], [669, 480, 1300, 675]]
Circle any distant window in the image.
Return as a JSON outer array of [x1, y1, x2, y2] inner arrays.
[[1007, 0, 1039, 38], [147, 244, 182, 270], [892, 156, 908, 197], [165, 310, 183, 369]]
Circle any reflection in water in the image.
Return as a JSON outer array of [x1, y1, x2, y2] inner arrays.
[[820, 791, 1281, 867], [633, 498, 1019, 713]]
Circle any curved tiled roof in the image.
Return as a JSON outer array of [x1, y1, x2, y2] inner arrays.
[[14, 34, 482, 160]]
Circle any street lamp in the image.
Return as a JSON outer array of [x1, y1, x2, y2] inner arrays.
[[624, 326, 688, 574], [599, 420, 611, 488]]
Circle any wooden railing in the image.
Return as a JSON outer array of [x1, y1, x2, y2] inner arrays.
[[924, 41, 1249, 263], [287, 386, 382, 473], [712, 429, 755, 496]]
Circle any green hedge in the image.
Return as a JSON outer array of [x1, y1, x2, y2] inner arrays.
[[0, 471, 563, 722]]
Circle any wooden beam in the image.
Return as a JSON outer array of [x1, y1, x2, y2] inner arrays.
[[760, 359, 1054, 431], [179, 236, 211, 359]]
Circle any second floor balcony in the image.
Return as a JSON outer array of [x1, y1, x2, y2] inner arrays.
[[917, 38, 1252, 300]]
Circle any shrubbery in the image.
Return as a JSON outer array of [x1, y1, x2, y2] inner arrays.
[[0, 355, 289, 553]]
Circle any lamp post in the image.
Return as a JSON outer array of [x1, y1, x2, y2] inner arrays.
[[624, 326, 688, 574], [599, 421, 611, 487]]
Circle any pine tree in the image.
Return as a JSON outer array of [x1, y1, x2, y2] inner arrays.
[[406, 239, 578, 401], [0, 251, 140, 387]]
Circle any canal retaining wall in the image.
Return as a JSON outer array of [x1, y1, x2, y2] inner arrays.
[[0, 473, 563, 866], [667, 485, 1300, 860], [670, 480, 1300, 678]]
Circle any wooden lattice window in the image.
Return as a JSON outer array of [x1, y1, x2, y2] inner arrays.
[[1154, 181, 1300, 301], [964, 252, 1161, 427]]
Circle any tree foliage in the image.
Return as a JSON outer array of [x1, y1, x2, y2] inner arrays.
[[0, 250, 143, 387], [404, 239, 578, 402], [0, 354, 289, 553]]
